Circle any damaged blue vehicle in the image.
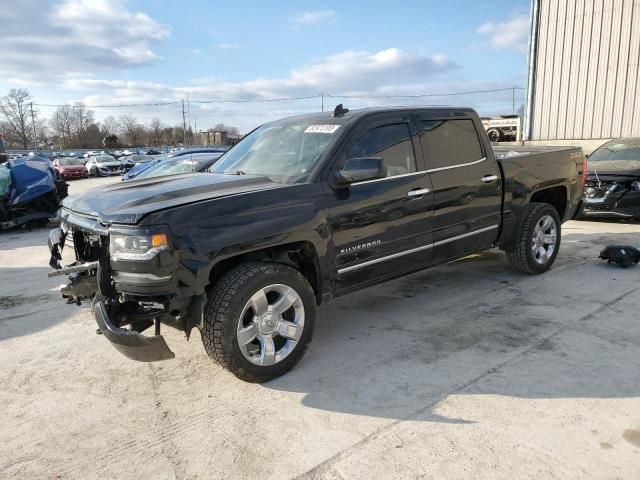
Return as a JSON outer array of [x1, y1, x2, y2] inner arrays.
[[0, 154, 68, 230]]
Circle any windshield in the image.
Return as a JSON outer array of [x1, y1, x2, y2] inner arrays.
[[136, 159, 198, 179], [589, 140, 640, 161], [96, 155, 117, 162], [59, 158, 84, 166], [209, 117, 343, 183]]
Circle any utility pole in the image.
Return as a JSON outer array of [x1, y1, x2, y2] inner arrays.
[[194, 117, 197, 144], [512, 87, 516, 115], [30, 102, 38, 151], [181, 99, 187, 145], [321, 93, 324, 112]]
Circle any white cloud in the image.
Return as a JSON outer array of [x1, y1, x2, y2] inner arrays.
[[478, 14, 530, 53], [64, 48, 456, 100], [52, 47, 458, 130], [289, 10, 336, 28], [0, 0, 170, 83]]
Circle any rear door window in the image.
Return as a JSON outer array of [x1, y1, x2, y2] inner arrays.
[[419, 119, 484, 170]]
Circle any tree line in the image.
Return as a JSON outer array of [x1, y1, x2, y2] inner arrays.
[[0, 88, 240, 150]]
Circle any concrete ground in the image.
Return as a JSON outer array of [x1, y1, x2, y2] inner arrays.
[[1, 176, 639, 479]]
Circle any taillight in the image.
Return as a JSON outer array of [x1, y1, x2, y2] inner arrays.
[[581, 157, 588, 186]]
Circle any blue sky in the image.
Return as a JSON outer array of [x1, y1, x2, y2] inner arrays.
[[0, 0, 532, 132]]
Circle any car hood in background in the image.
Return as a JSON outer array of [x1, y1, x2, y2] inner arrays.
[[59, 165, 86, 171], [95, 161, 123, 168], [62, 173, 281, 224], [587, 159, 640, 177]]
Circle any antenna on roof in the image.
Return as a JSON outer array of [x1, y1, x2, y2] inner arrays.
[[333, 104, 349, 117]]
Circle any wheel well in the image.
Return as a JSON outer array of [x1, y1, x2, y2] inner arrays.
[[530, 186, 567, 219], [208, 242, 322, 303]]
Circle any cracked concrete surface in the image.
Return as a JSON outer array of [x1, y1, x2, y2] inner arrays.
[[1, 177, 639, 479]]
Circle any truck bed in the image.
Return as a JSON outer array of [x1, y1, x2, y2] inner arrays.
[[493, 144, 585, 243], [492, 144, 584, 160]]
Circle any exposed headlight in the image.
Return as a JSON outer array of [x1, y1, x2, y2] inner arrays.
[[585, 186, 597, 198], [110, 230, 169, 261], [632, 181, 640, 191]]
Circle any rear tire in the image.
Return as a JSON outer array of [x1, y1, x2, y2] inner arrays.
[[487, 128, 502, 142], [202, 262, 316, 382], [506, 203, 561, 274]]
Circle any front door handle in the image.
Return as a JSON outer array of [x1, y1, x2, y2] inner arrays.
[[481, 175, 498, 183], [407, 188, 430, 197]]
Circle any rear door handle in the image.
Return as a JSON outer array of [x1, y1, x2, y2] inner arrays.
[[407, 188, 430, 197], [481, 175, 498, 183]]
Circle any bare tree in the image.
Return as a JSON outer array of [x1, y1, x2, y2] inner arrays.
[[49, 105, 74, 148], [101, 115, 119, 136], [72, 103, 95, 148], [149, 117, 164, 146], [0, 89, 33, 149], [35, 118, 48, 148], [118, 113, 141, 146], [85, 123, 103, 147]]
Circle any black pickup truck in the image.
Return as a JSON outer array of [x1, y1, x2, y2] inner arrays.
[[48, 106, 585, 382]]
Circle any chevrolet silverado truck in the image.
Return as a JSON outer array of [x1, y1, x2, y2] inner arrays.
[[48, 106, 586, 382]]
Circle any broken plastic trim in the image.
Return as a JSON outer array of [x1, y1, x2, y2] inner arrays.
[[93, 300, 175, 362]]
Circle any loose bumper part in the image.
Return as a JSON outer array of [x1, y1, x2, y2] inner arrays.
[[93, 300, 175, 362]]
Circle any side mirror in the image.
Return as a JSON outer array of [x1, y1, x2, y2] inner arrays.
[[335, 157, 387, 185]]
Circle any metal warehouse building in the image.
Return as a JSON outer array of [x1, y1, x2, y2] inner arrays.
[[524, 0, 640, 145]]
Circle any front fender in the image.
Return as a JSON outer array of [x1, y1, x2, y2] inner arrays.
[[141, 183, 331, 296]]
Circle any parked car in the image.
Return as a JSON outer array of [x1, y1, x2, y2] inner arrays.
[[481, 115, 521, 142], [48, 106, 585, 382], [132, 152, 223, 180], [85, 154, 124, 176], [122, 148, 227, 181], [2, 155, 68, 230], [120, 154, 155, 171], [53, 157, 89, 180], [579, 138, 640, 220]]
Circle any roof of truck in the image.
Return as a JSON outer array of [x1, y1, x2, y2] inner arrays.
[[280, 106, 478, 124]]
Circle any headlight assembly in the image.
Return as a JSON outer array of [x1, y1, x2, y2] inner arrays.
[[110, 229, 169, 261]]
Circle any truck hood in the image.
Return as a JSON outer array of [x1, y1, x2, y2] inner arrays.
[[62, 172, 280, 224], [587, 160, 640, 177]]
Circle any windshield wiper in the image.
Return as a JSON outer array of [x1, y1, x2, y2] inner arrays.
[[223, 170, 246, 175]]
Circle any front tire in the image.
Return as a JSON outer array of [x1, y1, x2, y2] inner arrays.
[[506, 203, 561, 274], [202, 262, 316, 382]]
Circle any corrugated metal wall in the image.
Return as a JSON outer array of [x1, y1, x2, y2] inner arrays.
[[528, 0, 640, 140]]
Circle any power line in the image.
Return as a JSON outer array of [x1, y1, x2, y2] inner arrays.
[[325, 87, 526, 100], [32, 100, 183, 108], [190, 94, 323, 104], [30, 87, 526, 109]]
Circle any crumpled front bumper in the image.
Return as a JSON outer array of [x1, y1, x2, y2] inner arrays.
[[580, 193, 640, 219], [93, 300, 175, 362]]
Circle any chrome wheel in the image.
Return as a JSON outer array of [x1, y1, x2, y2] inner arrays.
[[236, 284, 305, 366], [531, 214, 557, 265]]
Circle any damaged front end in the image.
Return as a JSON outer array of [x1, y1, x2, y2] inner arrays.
[[48, 210, 204, 362], [581, 177, 640, 220]]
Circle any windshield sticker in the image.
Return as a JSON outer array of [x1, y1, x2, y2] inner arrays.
[[305, 124, 341, 134]]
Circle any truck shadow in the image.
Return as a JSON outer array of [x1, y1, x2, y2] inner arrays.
[[264, 236, 640, 423], [0, 266, 81, 341], [0, 226, 54, 249]]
